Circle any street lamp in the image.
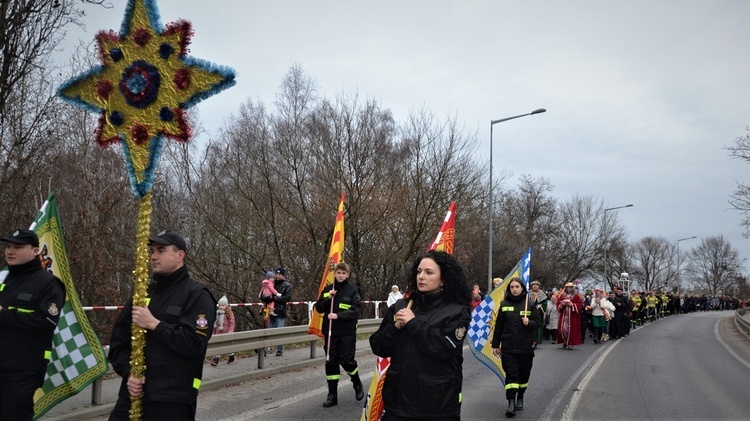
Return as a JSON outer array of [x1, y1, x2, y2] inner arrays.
[[676, 236, 697, 291], [487, 108, 546, 292], [603, 204, 633, 286]]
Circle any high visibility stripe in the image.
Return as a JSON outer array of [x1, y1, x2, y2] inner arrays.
[[505, 383, 520, 390], [193, 378, 201, 390], [324, 292, 331, 298], [520, 382, 529, 388], [326, 374, 341, 381], [8, 306, 34, 313], [347, 367, 359, 376], [502, 306, 515, 312], [339, 303, 351, 309], [44, 350, 52, 360], [0, 284, 5, 291], [145, 297, 151, 306], [458, 392, 462, 403], [520, 310, 532, 316]]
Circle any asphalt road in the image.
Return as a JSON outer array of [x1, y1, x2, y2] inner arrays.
[[58, 311, 750, 420]]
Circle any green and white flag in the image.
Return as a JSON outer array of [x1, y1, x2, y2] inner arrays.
[[0, 193, 109, 419]]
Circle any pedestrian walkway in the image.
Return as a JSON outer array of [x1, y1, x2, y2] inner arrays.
[[40, 338, 373, 421]]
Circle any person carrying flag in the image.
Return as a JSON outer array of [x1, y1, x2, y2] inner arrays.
[[0, 228, 66, 421], [314, 262, 364, 407], [369, 250, 471, 420], [491, 277, 542, 417]]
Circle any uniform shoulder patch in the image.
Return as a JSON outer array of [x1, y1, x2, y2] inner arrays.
[[48, 303, 59, 316], [196, 314, 209, 330], [455, 326, 466, 341]]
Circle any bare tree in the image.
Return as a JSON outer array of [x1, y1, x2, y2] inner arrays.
[[628, 237, 677, 292], [684, 235, 742, 296], [725, 127, 750, 237]]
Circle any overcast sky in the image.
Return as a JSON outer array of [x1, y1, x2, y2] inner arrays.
[[62, 0, 750, 273]]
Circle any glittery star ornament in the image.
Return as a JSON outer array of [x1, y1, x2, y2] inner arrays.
[[58, 0, 236, 198]]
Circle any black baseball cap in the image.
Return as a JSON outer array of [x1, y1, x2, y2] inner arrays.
[[1, 228, 39, 247], [148, 230, 187, 252]]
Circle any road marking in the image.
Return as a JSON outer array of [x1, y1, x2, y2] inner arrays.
[[222, 369, 374, 420], [714, 319, 750, 369], [560, 338, 621, 420]]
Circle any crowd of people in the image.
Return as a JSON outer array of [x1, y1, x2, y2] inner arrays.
[[2, 224, 747, 420]]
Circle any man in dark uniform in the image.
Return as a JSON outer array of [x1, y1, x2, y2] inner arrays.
[[314, 262, 364, 407], [0, 228, 66, 421], [108, 230, 216, 421]]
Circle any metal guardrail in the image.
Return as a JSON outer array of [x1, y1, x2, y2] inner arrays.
[[735, 307, 750, 339], [90, 318, 383, 405]]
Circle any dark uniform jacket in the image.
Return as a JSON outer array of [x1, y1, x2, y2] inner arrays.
[[108, 265, 216, 407], [261, 278, 292, 318], [370, 291, 471, 419], [490, 294, 541, 353], [314, 278, 361, 337], [0, 258, 65, 373]]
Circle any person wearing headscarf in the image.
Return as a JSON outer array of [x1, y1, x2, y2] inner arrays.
[[386, 285, 403, 307], [528, 281, 547, 348], [555, 281, 583, 349]]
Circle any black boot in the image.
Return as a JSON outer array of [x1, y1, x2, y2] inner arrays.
[[323, 380, 338, 407], [516, 393, 524, 410], [352, 374, 365, 401], [505, 398, 516, 417]]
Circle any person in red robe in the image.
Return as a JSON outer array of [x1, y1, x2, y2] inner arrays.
[[556, 282, 583, 349]]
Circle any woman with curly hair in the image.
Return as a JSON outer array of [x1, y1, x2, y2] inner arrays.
[[370, 250, 472, 420]]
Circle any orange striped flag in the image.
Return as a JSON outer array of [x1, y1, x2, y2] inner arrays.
[[362, 202, 456, 420], [308, 192, 346, 337]]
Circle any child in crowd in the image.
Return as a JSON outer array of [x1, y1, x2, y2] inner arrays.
[[545, 294, 559, 341], [260, 271, 278, 318], [211, 295, 236, 366]]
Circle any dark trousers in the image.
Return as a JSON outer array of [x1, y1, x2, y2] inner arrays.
[[109, 396, 194, 421], [501, 351, 534, 400], [0, 368, 44, 421], [323, 334, 358, 378]]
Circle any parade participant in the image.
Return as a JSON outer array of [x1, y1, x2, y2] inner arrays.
[[314, 262, 363, 407], [261, 267, 292, 356], [556, 282, 583, 349], [210, 295, 236, 366], [470, 282, 484, 311], [386, 284, 403, 307], [0, 229, 66, 420], [544, 294, 559, 341], [590, 289, 613, 343], [491, 277, 542, 417], [493, 277, 504, 290], [611, 286, 629, 340], [529, 281, 547, 348], [646, 290, 658, 321], [108, 231, 216, 420], [630, 290, 643, 328], [370, 250, 472, 420]]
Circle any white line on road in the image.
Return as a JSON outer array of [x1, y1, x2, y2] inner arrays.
[[714, 319, 750, 369]]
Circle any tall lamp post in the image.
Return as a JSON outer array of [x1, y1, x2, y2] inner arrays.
[[676, 235, 697, 291], [603, 204, 633, 287], [487, 108, 546, 292]]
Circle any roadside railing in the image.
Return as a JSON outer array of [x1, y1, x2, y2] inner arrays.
[[90, 318, 382, 405], [735, 307, 750, 339]]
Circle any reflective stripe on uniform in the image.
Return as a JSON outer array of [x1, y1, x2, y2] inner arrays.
[[193, 378, 201, 390], [502, 306, 515, 312], [44, 350, 52, 360], [338, 303, 351, 309], [346, 367, 359, 376], [505, 383, 519, 390], [326, 374, 341, 381], [8, 306, 34, 313]]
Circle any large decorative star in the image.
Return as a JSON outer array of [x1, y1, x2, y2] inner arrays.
[[58, 0, 235, 197]]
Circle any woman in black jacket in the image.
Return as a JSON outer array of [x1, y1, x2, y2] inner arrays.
[[369, 250, 472, 420], [491, 277, 542, 418]]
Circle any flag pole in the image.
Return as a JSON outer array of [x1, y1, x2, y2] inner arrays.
[[326, 264, 336, 362]]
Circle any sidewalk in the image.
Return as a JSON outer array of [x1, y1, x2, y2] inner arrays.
[[41, 338, 374, 421]]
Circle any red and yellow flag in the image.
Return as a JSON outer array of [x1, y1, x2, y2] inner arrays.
[[428, 201, 456, 253], [362, 201, 456, 420], [308, 192, 346, 337]]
